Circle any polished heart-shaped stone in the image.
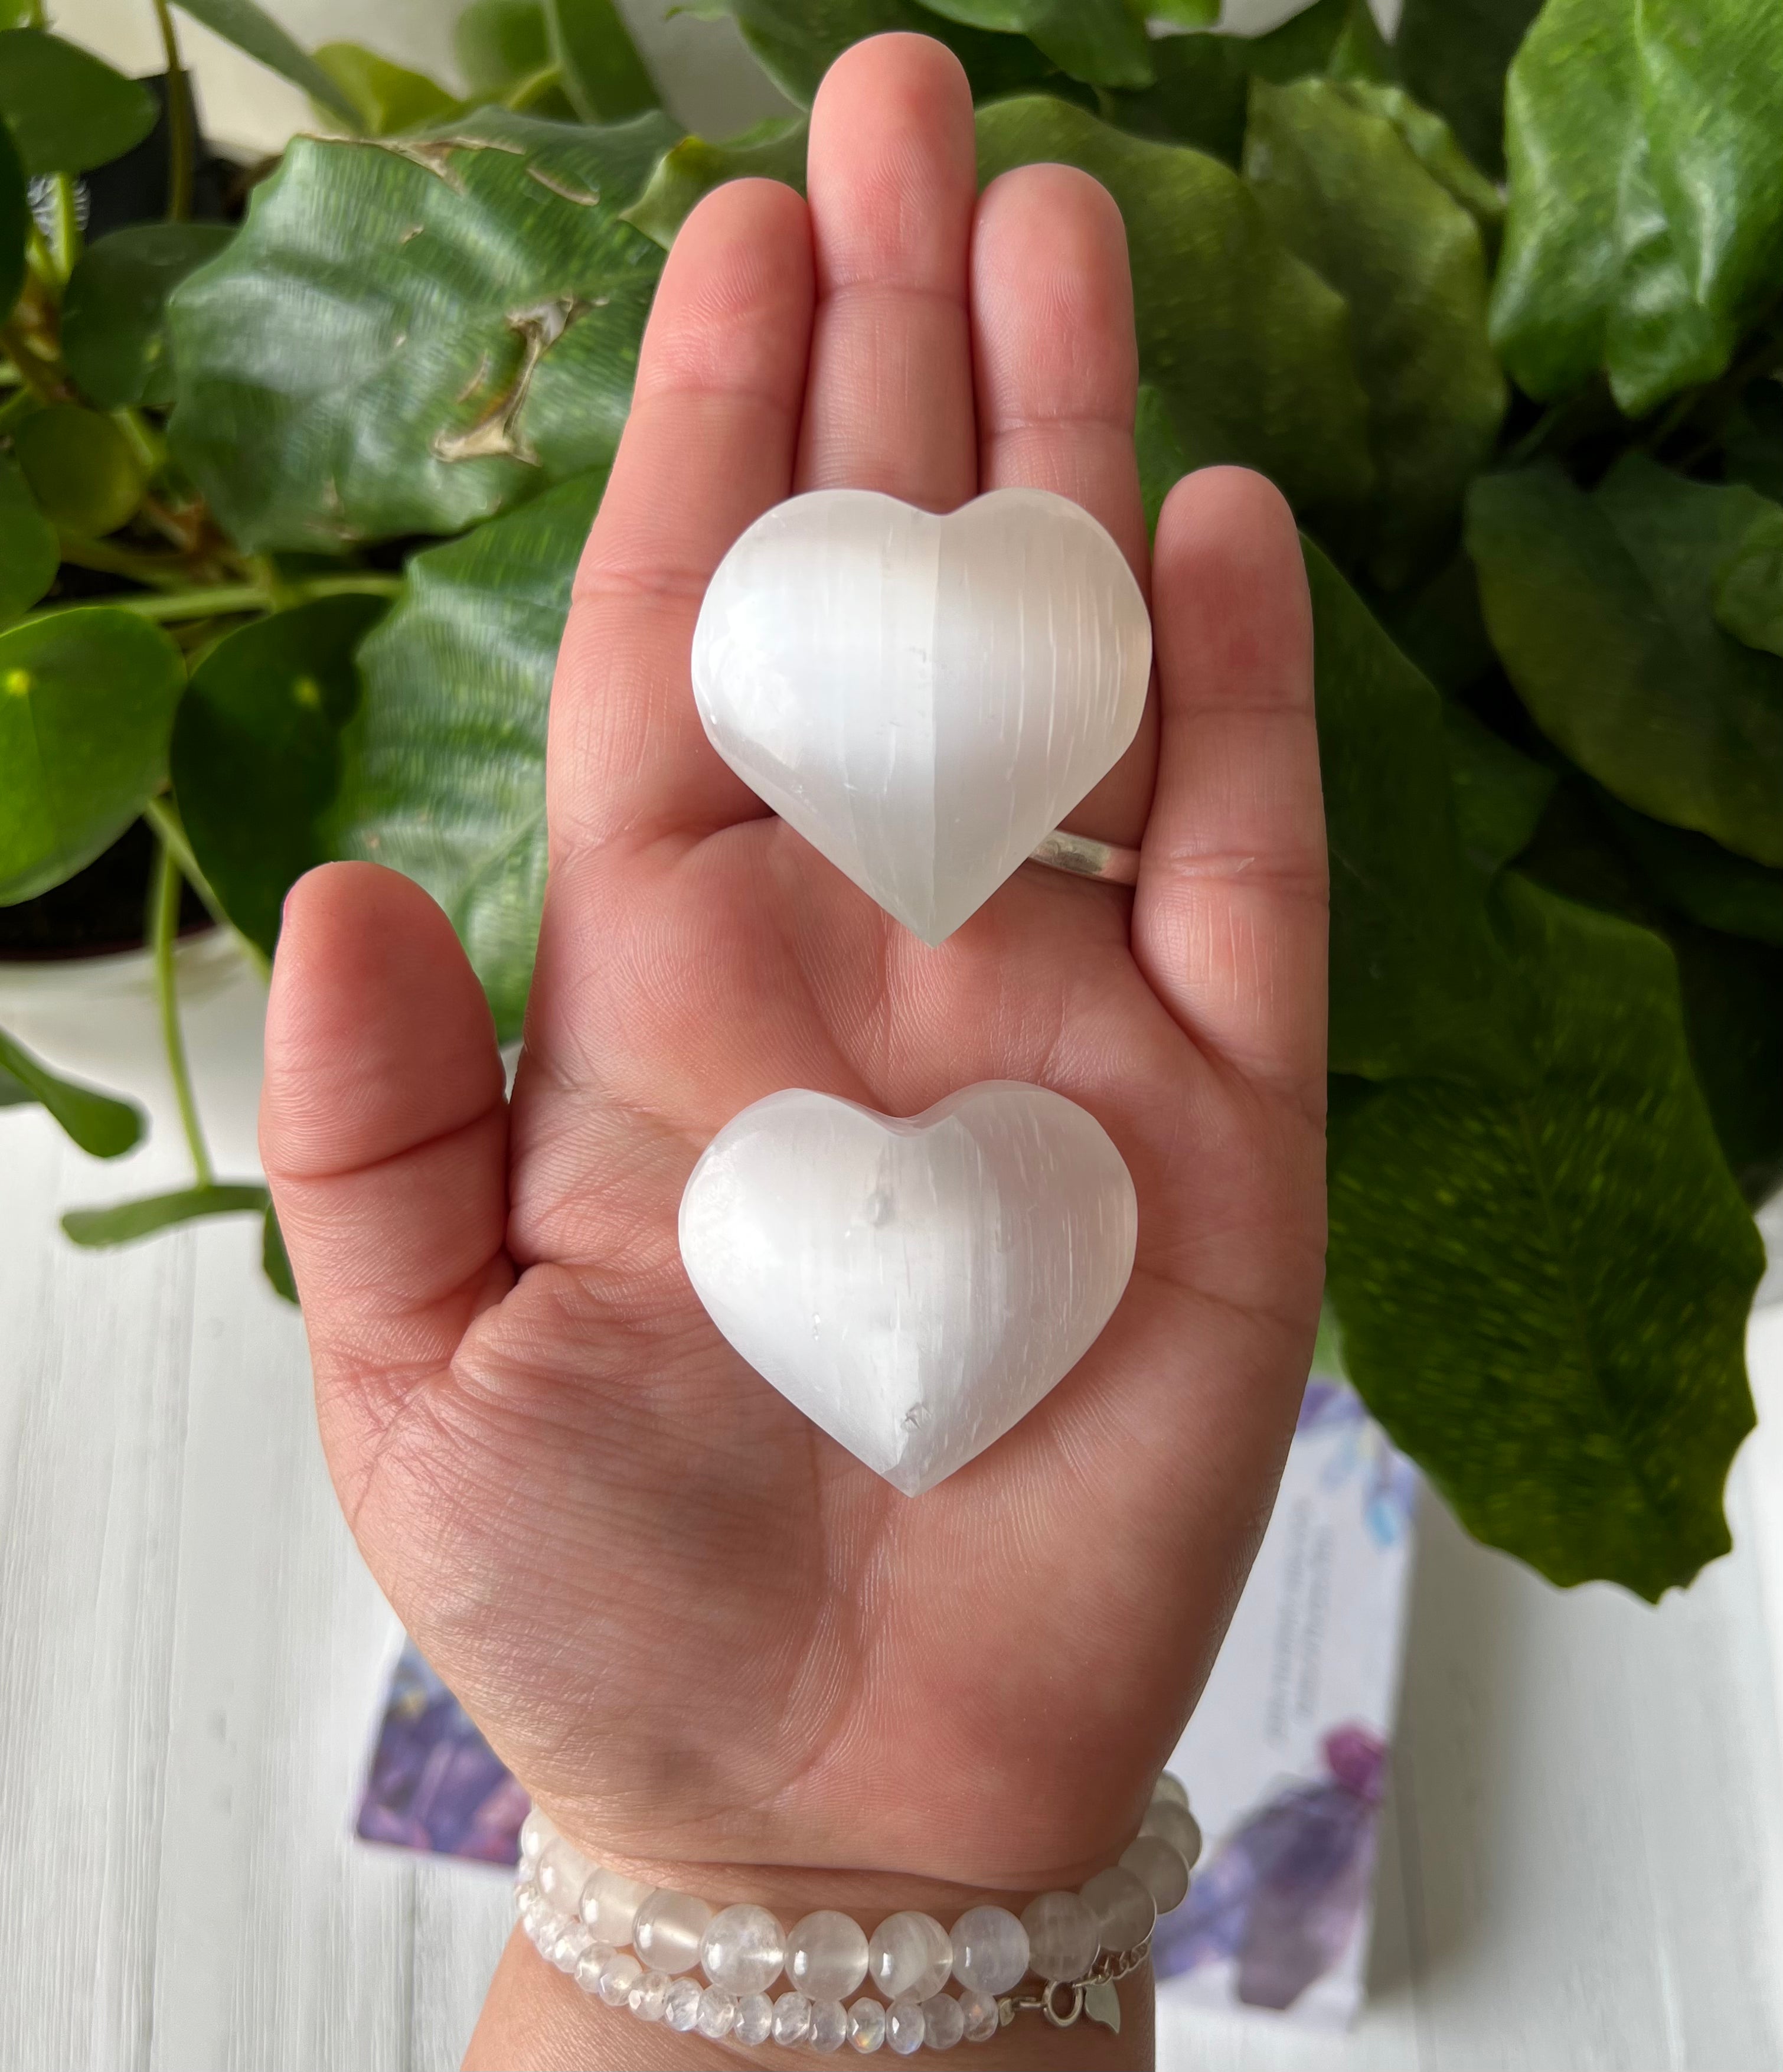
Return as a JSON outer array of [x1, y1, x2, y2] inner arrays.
[[691, 488, 1151, 945], [678, 1082, 1138, 1496]]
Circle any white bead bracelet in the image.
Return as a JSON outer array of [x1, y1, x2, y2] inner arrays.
[[514, 1774, 1200, 2054]]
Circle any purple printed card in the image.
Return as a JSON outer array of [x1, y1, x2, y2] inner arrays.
[[355, 1642, 528, 1865]]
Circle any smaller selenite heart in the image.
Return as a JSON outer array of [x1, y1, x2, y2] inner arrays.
[[691, 488, 1151, 944], [678, 1083, 1138, 1496]]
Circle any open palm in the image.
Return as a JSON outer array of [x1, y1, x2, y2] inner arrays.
[[263, 34, 1325, 1907]]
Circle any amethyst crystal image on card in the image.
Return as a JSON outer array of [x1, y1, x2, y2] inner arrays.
[[357, 1640, 529, 1864]]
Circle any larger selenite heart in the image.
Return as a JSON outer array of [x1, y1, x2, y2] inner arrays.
[[678, 1082, 1138, 1496], [691, 488, 1152, 945]]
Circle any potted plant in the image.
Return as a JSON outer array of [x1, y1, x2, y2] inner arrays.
[[3, 0, 1779, 1607]]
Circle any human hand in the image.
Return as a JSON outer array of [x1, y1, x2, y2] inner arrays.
[[261, 32, 1325, 2067]]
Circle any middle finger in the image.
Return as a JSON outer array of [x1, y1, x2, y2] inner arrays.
[[794, 34, 979, 510]]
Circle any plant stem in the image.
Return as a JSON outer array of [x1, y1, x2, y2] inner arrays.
[[0, 320, 62, 401], [149, 0, 195, 222], [28, 569, 403, 624], [505, 64, 566, 112], [0, 384, 40, 434], [149, 830, 214, 1187], [49, 174, 81, 278], [55, 533, 198, 588]]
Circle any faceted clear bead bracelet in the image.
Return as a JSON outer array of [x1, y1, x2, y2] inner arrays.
[[512, 1774, 1200, 2054]]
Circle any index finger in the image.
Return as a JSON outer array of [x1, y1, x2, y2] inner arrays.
[[547, 177, 815, 863]]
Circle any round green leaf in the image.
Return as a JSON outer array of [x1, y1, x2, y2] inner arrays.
[[0, 110, 25, 321], [61, 223, 235, 412], [12, 402, 148, 535], [622, 118, 807, 249], [312, 43, 462, 136], [0, 607, 185, 904], [455, 0, 551, 96], [329, 469, 608, 1038], [1712, 498, 1783, 659], [915, 0, 1153, 89], [0, 28, 157, 177], [171, 592, 387, 957], [0, 451, 57, 624], [977, 95, 1373, 524], [721, 0, 1058, 107], [63, 1182, 269, 1247], [0, 1022, 143, 1156], [1468, 458, 1783, 868], [168, 109, 675, 551]]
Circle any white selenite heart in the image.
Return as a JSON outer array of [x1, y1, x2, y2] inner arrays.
[[678, 1082, 1138, 1496], [691, 488, 1152, 945]]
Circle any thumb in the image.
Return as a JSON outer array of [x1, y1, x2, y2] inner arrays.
[[261, 863, 512, 1497]]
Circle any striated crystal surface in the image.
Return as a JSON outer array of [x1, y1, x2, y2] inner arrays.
[[949, 1906, 1029, 1994], [680, 1084, 1138, 1496], [734, 1992, 774, 2045], [810, 1998, 850, 2051], [1021, 1891, 1099, 1982], [1120, 1835, 1190, 1914], [1079, 1866, 1155, 1952], [692, 488, 1151, 946], [922, 1992, 965, 2049], [786, 1910, 871, 2000], [868, 1913, 953, 2002], [582, 1868, 656, 1944], [633, 1890, 714, 1975], [1139, 1798, 1203, 1871], [701, 1904, 786, 1994]]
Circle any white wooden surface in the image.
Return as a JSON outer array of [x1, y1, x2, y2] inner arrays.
[[8, 5, 1783, 2064], [4, 939, 1783, 2072]]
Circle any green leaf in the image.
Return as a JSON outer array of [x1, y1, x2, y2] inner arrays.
[[60, 223, 234, 411], [1305, 540, 1523, 1081], [170, 0, 358, 122], [1712, 496, 1783, 658], [546, 0, 659, 120], [1103, 34, 1246, 167], [170, 593, 386, 958], [1152, 0, 1216, 24], [329, 469, 608, 1039], [1393, 0, 1539, 179], [1468, 458, 1783, 868], [1245, 77, 1506, 589], [1222, 0, 1370, 83], [456, 0, 553, 97], [977, 96, 1371, 523], [168, 109, 674, 552], [63, 1182, 269, 1247], [915, 0, 1152, 89], [0, 28, 157, 176], [0, 108, 25, 321], [622, 116, 806, 249], [719, 0, 1059, 107], [1491, 0, 1783, 417], [0, 1023, 143, 1156], [1335, 80, 1504, 238], [1598, 794, 1783, 951], [0, 608, 185, 904], [1328, 872, 1762, 1598], [262, 1199, 298, 1301], [1134, 380, 1189, 538], [311, 44, 462, 136], [12, 403, 148, 535], [0, 451, 57, 625], [1442, 700, 1556, 877]]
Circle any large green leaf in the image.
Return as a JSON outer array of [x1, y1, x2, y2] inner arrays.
[[0, 28, 156, 176], [1491, 0, 1783, 417], [1305, 541, 1523, 1082], [1598, 794, 1783, 951], [329, 469, 607, 1038], [168, 109, 674, 552], [61, 224, 235, 411], [1328, 873, 1762, 1599], [1336, 80, 1504, 240], [719, 0, 1059, 106], [915, 0, 1151, 89], [1712, 495, 1783, 660], [171, 594, 387, 958], [456, 0, 552, 96], [1468, 458, 1783, 868], [0, 108, 25, 320], [1103, 34, 1246, 167], [1393, 0, 1539, 179], [622, 118, 808, 249], [1442, 700, 1555, 878], [312, 44, 462, 136], [0, 1024, 143, 1156], [63, 1182, 270, 1247], [171, 0, 358, 122], [1245, 77, 1506, 589], [546, 0, 659, 120], [977, 96, 1371, 523], [0, 609, 185, 904], [0, 451, 57, 625]]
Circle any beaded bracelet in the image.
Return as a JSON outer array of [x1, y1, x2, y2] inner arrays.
[[514, 1774, 1200, 2055]]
